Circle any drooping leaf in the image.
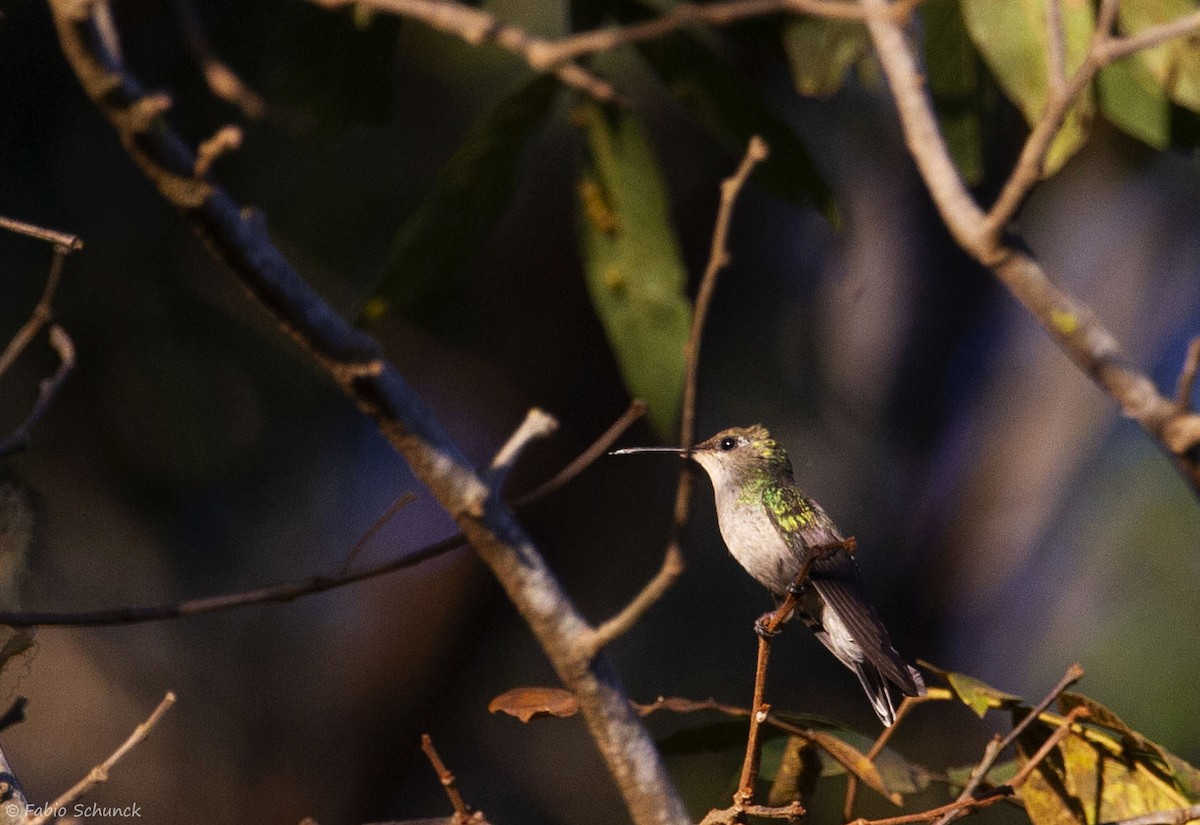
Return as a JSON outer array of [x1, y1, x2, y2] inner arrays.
[[1120, 0, 1200, 112], [798, 726, 899, 804], [767, 736, 822, 807], [959, 0, 1096, 175], [923, 0, 985, 183], [783, 17, 870, 98], [488, 686, 579, 721], [1097, 55, 1171, 149], [364, 75, 561, 325], [1016, 716, 1191, 825], [772, 711, 933, 795], [611, 0, 837, 221], [576, 103, 692, 437]]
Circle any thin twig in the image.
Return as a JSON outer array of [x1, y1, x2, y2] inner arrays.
[[170, 0, 267, 119], [420, 733, 483, 823], [1045, 0, 1067, 97], [0, 245, 71, 377], [844, 692, 933, 820], [1008, 705, 1090, 789], [1099, 805, 1200, 825], [512, 399, 646, 506], [733, 544, 835, 809], [337, 492, 418, 574], [50, 3, 689, 821], [587, 139, 769, 656], [850, 791, 1010, 825], [681, 135, 770, 458], [0, 325, 77, 459], [931, 663, 1083, 825], [985, 8, 1200, 242], [863, 0, 1200, 496], [312, 0, 620, 102], [489, 408, 559, 480], [0, 216, 83, 251], [26, 692, 176, 825], [0, 402, 638, 627], [587, 544, 685, 656]]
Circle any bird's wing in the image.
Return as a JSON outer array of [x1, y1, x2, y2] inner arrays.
[[764, 483, 922, 696]]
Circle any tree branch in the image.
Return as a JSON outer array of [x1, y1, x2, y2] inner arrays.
[[312, 0, 621, 102], [26, 692, 175, 825], [47, 3, 687, 822], [862, 0, 1200, 498], [0, 325, 77, 459], [931, 663, 1083, 825], [0, 402, 644, 628]]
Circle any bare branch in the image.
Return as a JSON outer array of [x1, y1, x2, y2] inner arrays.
[[845, 691, 935, 820], [512, 399, 646, 506], [1008, 704, 1090, 789], [932, 663, 1083, 825], [0, 325, 77, 459], [1100, 806, 1200, 825], [0, 404, 645, 628], [489, 408, 559, 481], [0, 243, 72, 378], [587, 544, 685, 655], [311, 0, 620, 102], [194, 125, 242, 177], [862, 0, 1200, 497], [337, 492, 418, 574], [170, 0, 267, 119], [421, 734, 490, 825], [589, 138, 769, 657], [26, 693, 176, 825], [0, 216, 83, 251], [1101, 9, 1200, 62], [1045, 0, 1067, 96], [48, 4, 687, 821]]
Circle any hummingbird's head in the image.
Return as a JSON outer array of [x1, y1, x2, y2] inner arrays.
[[691, 425, 793, 486]]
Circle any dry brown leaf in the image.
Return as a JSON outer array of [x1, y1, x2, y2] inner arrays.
[[488, 687, 579, 722]]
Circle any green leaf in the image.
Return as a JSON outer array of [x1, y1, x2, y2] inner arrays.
[[1119, 0, 1200, 112], [944, 670, 1023, 718], [923, 0, 985, 183], [783, 17, 870, 98], [364, 75, 560, 325], [577, 103, 692, 438], [611, 0, 837, 221], [1098, 56, 1171, 149], [959, 0, 1096, 175]]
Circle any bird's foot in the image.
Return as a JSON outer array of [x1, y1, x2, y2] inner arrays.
[[754, 612, 781, 639]]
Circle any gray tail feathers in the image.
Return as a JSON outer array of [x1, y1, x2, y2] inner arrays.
[[855, 663, 926, 727]]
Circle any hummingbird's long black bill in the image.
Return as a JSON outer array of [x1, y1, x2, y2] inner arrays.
[[609, 446, 688, 455]]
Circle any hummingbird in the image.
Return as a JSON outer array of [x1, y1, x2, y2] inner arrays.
[[612, 424, 924, 726]]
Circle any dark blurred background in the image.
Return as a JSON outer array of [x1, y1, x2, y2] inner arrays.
[[1, 0, 1199, 822]]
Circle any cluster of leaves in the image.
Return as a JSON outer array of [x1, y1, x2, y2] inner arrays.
[[490, 669, 1200, 824], [291, 0, 1200, 438]]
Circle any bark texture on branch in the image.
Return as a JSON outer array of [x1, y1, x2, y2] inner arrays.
[[47, 2, 687, 823]]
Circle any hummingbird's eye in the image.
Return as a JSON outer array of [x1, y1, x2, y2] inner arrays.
[[718, 436, 737, 451]]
